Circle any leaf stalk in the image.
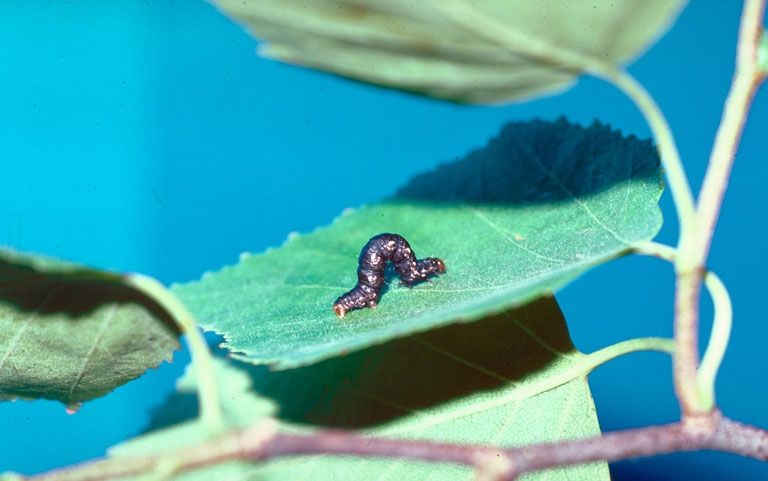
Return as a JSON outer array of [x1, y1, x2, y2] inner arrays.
[[126, 274, 225, 434], [632, 242, 734, 411]]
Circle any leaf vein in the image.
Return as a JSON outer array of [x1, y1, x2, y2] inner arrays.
[[471, 209, 567, 263], [67, 303, 119, 401], [0, 284, 61, 374], [414, 337, 516, 383], [520, 141, 632, 245]]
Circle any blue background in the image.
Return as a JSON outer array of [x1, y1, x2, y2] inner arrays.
[[0, 1, 766, 479]]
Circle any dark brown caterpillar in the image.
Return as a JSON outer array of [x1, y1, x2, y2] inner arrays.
[[333, 233, 446, 318]]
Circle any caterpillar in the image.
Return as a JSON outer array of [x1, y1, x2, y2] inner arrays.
[[333, 233, 446, 318]]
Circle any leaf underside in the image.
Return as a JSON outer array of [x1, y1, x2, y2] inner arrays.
[[0, 249, 180, 405], [114, 299, 609, 481], [211, 0, 687, 103], [174, 118, 663, 369]]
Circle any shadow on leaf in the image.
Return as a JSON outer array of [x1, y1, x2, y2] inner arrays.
[[393, 117, 660, 206], [149, 297, 572, 430], [0, 257, 179, 334], [0, 250, 180, 404]]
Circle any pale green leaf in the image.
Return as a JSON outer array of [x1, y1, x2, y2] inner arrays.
[[0, 248, 180, 405], [110, 358, 275, 459], [211, 0, 687, 103], [174, 118, 662, 368], [114, 300, 608, 481]]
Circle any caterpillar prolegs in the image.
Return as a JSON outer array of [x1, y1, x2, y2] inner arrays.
[[332, 233, 446, 318]]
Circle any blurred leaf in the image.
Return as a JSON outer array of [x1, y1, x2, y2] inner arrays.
[[110, 358, 275, 459], [118, 299, 608, 481], [211, 0, 687, 103], [174, 118, 663, 368], [0, 248, 180, 405]]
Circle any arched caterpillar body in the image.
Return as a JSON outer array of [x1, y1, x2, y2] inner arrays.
[[333, 233, 446, 318]]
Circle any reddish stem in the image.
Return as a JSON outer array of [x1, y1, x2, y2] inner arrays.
[[22, 414, 768, 481]]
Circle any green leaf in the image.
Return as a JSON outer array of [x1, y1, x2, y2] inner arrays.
[[211, 0, 687, 103], [174, 118, 663, 368], [0, 248, 180, 405], [116, 300, 609, 481], [110, 358, 275, 459]]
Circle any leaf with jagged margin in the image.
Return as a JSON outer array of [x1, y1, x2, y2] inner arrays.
[[173, 118, 662, 369], [0, 248, 180, 406], [0, 360, 277, 481], [210, 0, 687, 103], [110, 299, 608, 481]]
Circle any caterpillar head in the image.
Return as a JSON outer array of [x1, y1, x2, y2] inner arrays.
[[422, 257, 446, 274]]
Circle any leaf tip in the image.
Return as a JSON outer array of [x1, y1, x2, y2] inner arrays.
[[65, 402, 83, 415]]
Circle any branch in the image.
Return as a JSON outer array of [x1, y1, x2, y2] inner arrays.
[[18, 413, 768, 481], [672, 0, 766, 416], [695, 0, 767, 260], [504, 413, 768, 478], [632, 242, 733, 409]]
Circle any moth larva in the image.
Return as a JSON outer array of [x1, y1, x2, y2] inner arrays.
[[333, 233, 445, 318]]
